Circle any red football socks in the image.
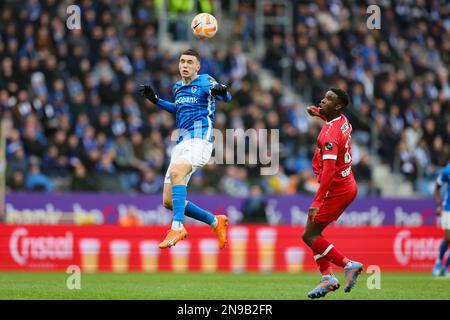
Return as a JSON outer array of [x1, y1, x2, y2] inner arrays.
[[315, 256, 333, 275], [311, 236, 350, 268]]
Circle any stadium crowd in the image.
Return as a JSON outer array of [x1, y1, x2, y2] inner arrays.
[[1, 0, 449, 197], [255, 0, 450, 195]]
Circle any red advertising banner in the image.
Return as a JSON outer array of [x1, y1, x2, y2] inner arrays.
[[0, 225, 444, 272]]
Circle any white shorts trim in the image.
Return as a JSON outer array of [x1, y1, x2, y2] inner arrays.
[[164, 138, 213, 184]]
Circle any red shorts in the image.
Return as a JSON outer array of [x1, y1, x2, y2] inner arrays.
[[310, 181, 358, 226]]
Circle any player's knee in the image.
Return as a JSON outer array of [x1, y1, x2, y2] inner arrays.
[[169, 168, 184, 183]]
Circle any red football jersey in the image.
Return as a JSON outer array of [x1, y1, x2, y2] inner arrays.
[[312, 115, 354, 188]]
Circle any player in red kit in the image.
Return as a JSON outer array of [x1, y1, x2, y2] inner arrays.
[[302, 88, 363, 299]]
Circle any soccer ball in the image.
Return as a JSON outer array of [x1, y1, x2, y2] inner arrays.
[[191, 13, 218, 40]]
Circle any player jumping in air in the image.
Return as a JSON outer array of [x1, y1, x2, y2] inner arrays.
[[432, 161, 450, 277], [303, 88, 363, 299], [139, 49, 232, 249]]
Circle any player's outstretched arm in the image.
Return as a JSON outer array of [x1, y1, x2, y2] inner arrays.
[[211, 83, 232, 102], [139, 84, 176, 114], [307, 106, 327, 121]]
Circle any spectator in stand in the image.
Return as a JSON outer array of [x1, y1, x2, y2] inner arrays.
[[119, 206, 143, 227], [71, 162, 99, 191], [220, 166, 250, 197], [7, 171, 26, 191], [242, 185, 267, 224], [25, 157, 54, 192], [138, 168, 164, 194], [353, 153, 378, 196]]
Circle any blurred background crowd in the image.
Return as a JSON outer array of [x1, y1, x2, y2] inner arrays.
[[1, 0, 449, 198]]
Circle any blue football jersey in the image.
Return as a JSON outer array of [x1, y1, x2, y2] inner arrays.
[[437, 164, 450, 211], [160, 74, 231, 143]]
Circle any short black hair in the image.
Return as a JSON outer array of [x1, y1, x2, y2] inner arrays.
[[181, 49, 201, 63], [330, 88, 350, 108]]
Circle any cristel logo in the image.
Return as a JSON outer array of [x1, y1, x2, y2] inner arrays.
[[393, 230, 440, 266], [9, 228, 74, 265]]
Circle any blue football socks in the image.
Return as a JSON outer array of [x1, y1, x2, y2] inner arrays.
[[438, 240, 449, 261], [171, 185, 187, 229], [185, 201, 217, 227]]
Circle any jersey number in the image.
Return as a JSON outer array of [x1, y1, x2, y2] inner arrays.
[[344, 137, 352, 164]]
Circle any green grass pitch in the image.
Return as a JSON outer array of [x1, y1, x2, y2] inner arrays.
[[0, 272, 448, 300]]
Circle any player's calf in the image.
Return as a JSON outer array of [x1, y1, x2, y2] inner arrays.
[[163, 200, 173, 210]]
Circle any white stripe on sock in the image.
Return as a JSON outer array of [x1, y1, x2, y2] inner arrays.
[[313, 244, 334, 261]]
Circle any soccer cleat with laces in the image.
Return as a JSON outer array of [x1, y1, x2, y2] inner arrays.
[[214, 215, 229, 249], [307, 275, 340, 299], [344, 261, 364, 292], [159, 228, 188, 249]]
